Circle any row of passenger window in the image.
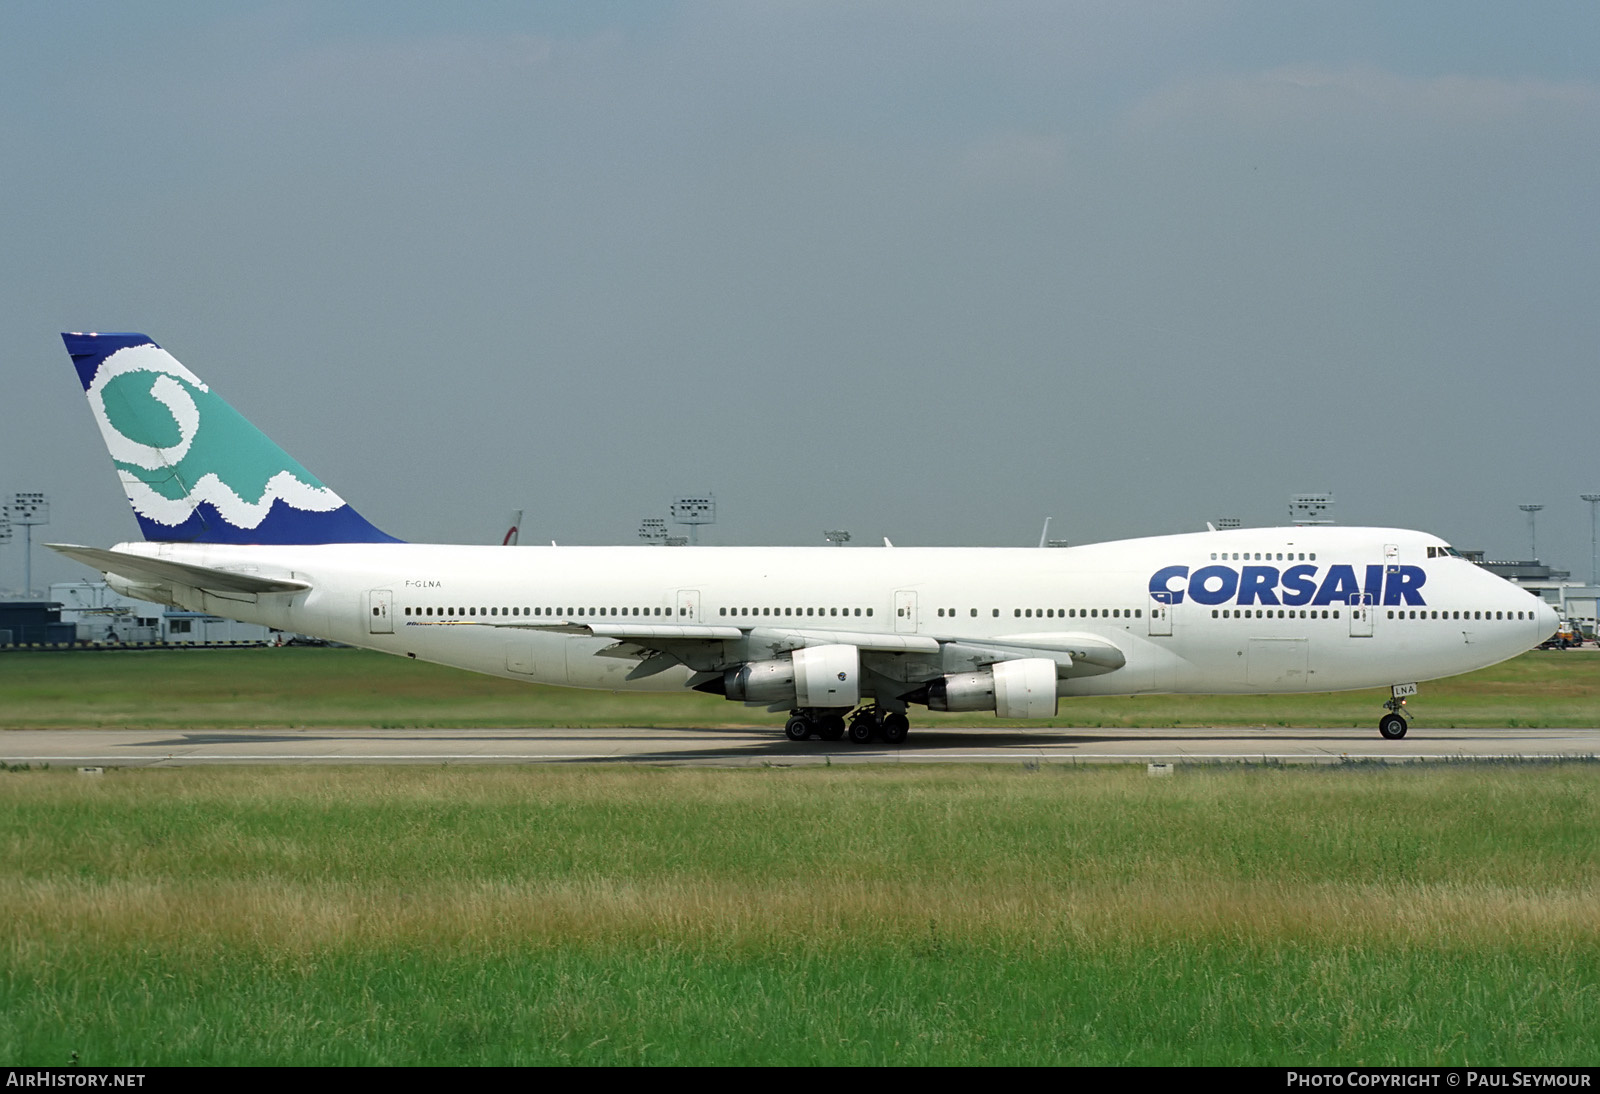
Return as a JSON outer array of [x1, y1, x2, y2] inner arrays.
[[404, 606, 685, 618], [927, 607, 1143, 619], [1388, 609, 1531, 620], [1210, 551, 1316, 562], [1208, 608, 1534, 621], [719, 607, 871, 618]]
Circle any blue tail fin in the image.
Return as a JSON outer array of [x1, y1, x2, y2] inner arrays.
[[64, 332, 400, 545]]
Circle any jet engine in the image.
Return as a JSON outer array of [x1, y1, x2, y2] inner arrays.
[[924, 658, 1058, 719], [706, 643, 861, 708]]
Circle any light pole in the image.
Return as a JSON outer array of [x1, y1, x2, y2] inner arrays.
[[1582, 494, 1600, 586], [1519, 504, 1544, 561], [670, 495, 715, 546], [8, 493, 49, 598]]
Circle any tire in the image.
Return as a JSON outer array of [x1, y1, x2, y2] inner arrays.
[[784, 716, 812, 741], [847, 716, 875, 744], [1378, 713, 1408, 740], [880, 712, 909, 744], [817, 714, 846, 741]]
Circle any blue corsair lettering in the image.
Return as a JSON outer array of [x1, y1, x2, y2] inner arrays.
[[1383, 565, 1427, 605], [1281, 564, 1317, 606], [1313, 565, 1362, 606], [1147, 563, 1428, 607], [1238, 566, 1280, 606], [1187, 565, 1239, 606], [1148, 565, 1189, 604]]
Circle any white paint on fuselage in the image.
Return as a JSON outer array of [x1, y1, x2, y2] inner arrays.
[[110, 526, 1556, 713]]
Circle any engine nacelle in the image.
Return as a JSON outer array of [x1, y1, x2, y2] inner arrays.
[[792, 643, 860, 708], [722, 658, 797, 703], [925, 670, 997, 712], [717, 644, 861, 708], [925, 658, 1058, 719]]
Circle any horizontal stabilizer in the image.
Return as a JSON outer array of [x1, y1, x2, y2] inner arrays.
[[47, 543, 311, 594]]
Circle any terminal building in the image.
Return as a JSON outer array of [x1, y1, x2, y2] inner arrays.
[[48, 581, 284, 645], [0, 582, 287, 646]]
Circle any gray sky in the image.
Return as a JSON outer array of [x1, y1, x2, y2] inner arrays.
[[4, 1, 1599, 592]]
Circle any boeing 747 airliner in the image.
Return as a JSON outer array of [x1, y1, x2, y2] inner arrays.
[[51, 333, 1557, 743]]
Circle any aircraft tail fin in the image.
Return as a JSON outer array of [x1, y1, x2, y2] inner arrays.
[[62, 332, 400, 544]]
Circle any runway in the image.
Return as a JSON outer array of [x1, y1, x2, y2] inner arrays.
[[5, 725, 1599, 767]]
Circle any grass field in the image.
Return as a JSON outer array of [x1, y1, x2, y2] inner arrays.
[[1, 646, 1596, 729], [1, 763, 1596, 1065]]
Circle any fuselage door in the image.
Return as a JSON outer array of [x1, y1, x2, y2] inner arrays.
[[894, 590, 918, 634], [368, 589, 393, 634], [1148, 592, 1174, 636], [676, 588, 700, 623], [1348, 593, 1374, 638]]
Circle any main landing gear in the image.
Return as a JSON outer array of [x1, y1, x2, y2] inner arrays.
[[785, 706, 910, 745], [785, 710, 845, 741]]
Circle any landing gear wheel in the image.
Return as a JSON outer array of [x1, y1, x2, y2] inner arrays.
[[1378, 713, 1408, 740], [880, 712, 909, 745], [785, 715, 812, 741], [817, 714, 846, 741], [847, 713, 875, 744]]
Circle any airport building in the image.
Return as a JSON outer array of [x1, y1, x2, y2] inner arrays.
[[40, 580, 285, 646]]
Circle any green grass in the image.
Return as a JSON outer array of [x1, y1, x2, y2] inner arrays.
[[2, 647, 1596, 729], [2, 764, 1597, 1064]]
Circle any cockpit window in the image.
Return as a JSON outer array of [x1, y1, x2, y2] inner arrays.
[[1427, 545, 1465, 559]]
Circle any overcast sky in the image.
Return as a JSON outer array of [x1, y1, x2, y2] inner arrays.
[[3, 1, 1598, 591]]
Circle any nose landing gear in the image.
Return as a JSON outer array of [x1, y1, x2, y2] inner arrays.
[[1378, 684, 1417, 740]]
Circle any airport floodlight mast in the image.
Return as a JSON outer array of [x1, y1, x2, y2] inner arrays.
[[1215, 517, 1242, 530], [1290, 493, 1334, 526], [638, 517, 668, 545], [8, 492, 49, 598], [1582, 494, 1600, 585], [824, 529, 851, 547], [670, 494, 715, 545], [1519, 504, 1544, 561]]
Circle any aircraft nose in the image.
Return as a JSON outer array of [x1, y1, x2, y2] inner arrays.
[[1539, 600, 1560, 636]]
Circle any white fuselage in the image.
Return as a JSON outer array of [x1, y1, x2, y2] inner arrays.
[[106, 525, 1555, 706]]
